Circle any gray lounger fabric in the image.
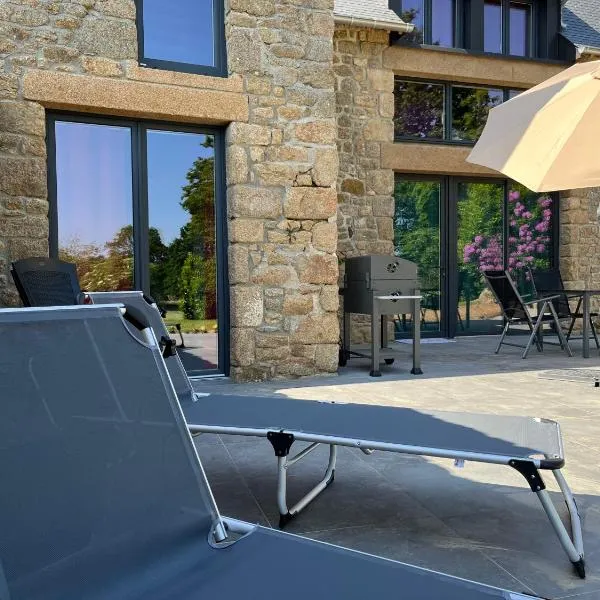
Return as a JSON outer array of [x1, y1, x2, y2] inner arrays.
[[0, 305, 535, 600], [84, 292, 562, 465], [184, 394, 562, 463]]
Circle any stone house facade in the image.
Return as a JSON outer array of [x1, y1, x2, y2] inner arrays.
[[0, 0, 598, 381]]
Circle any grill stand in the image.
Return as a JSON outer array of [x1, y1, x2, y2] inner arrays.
[[342, 295, 422, 377]]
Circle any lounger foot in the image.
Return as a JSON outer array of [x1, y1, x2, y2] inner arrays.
[[410, 367, 423, 375], [572, 558, 586, 579], [279, 512, 295, 529], [370, 370, 382, 377]]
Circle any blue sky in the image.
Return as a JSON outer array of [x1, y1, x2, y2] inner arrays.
[[142, 0, 215, 66], [56, 122, 213, 249]]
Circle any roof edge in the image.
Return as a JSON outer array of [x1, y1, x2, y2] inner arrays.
[[333, 13, 414, 33]]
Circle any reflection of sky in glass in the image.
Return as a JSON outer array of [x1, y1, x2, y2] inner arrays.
[[431, 0, 454, 47], [56, 122, 132, 250], [143, 0, 215, 66], [484, 0, 502, 53], [402, 0, 424, 42], [509, 3, 529, 56], [147, 130, 213, 245]]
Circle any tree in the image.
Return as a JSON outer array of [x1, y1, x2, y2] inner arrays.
[[179, 253, 204, 320]]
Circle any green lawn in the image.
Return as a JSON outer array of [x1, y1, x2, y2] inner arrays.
[[163, 310, 217, 334]]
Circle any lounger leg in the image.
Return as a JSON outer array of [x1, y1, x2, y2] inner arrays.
[[510, 459, 584, 578], [268, 432, 337, 529], [371, 301, 381, 377]]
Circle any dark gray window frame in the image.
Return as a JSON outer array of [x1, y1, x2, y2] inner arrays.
[[135, 0, 227, 77], [391, 0, 574, 61], [394, 173, 560, 338], [397, 0, 459, 46], [394, 77, 525, 144], [46, 112, 230, 376]]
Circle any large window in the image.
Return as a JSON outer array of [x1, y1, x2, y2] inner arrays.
[[136, 0, 226, 76], [484, 0, 532, 56], [48, 115, 227, 376], [393, 175, 558, 337], [395, 79, 522, 143], [399, 0, 455, 46]]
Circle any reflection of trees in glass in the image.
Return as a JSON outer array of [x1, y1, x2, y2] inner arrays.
[[394, 80, 444, 139], [398, 7, 424, 44], [60, 136, 217, 321], [149, 135, 216, 320], [457, 183, 504, 301], [60, 226, 134, 292], [452, 87, 503, 141], [394, 180, 440, 289], [463, 185, 553, 297]]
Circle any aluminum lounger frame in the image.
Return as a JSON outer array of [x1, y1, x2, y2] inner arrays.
[[0, 304, 542, 600], [83, 291, 585, 578]]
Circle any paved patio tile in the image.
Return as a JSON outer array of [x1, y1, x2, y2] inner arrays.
[[191, 335, 600, 598]]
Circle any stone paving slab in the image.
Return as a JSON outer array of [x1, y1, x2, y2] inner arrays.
[[192, 336, 600, 599]]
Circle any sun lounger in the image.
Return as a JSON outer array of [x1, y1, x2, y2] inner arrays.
[[83, 291, 585, 578], [0, 304, 542, 599]]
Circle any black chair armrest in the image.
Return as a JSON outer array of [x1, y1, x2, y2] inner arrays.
[[523, 294, 561, 306]]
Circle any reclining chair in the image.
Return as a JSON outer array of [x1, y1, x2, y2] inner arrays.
[[83, 291, 585, 579], [482, 270, 573, 359], [0, 304, 543, 599]]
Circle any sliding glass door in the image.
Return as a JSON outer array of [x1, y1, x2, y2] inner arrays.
[[394, 175, 557, 338], [48, 115, 227, 376]]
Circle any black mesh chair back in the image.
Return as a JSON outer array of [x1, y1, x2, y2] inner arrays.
[[482, 270, 529, 321], [530, 268, 571, 319], [10, 257, 81, 307], [0, 305, 223, 600]]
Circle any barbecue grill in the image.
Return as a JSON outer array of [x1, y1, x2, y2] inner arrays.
[[341, 255, 422, 377]]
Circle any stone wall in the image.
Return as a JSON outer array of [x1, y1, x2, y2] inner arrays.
[[333, 25, 395, 342], [225, 0, 340, 380], [0, 0, 340, 381], [560, 188, 600, 313]]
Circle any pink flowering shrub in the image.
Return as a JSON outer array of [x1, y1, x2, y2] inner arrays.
[[463, 190, 552, 277]]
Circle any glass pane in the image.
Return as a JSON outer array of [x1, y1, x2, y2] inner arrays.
[[55, 121, 134, 291], [457, 182, 504, 334], [147, 130, 218, 374], [507, 183, 554, 298], [510, 2, 530, 56], [394, 80, 445, 140], [432, 0, 455, 47], [452, 86, 503, 141], [484, 0, 503, 53], [394, 179, 441, 335], [400, 0, 425, 44], [508, 89, 523, 99], [142, 0, 215, 67]]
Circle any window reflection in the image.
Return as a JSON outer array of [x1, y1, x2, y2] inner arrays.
[[401, 0, 425, 44], [431, 0, 454, 47], [510, 2, 530, 56], [452, 86, 503, 141], [147, 130, 218, 374], [484, 0, 503, 54], [142, 0, 215, 67], [55, 121, 134, 291], [395, 80, 445, 139]]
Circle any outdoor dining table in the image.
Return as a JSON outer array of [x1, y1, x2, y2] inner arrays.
[[544, 289, 600, 359]]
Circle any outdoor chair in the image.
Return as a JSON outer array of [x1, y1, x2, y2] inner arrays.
[[10, 256, 80, 306], [82, 291, 585, 578], [0, 304, 547, 599], [482, 270, 573, 359], [530, 267, 600, 350]]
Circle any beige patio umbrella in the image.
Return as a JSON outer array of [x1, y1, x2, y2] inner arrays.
[[467, 60, 600, 192]]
